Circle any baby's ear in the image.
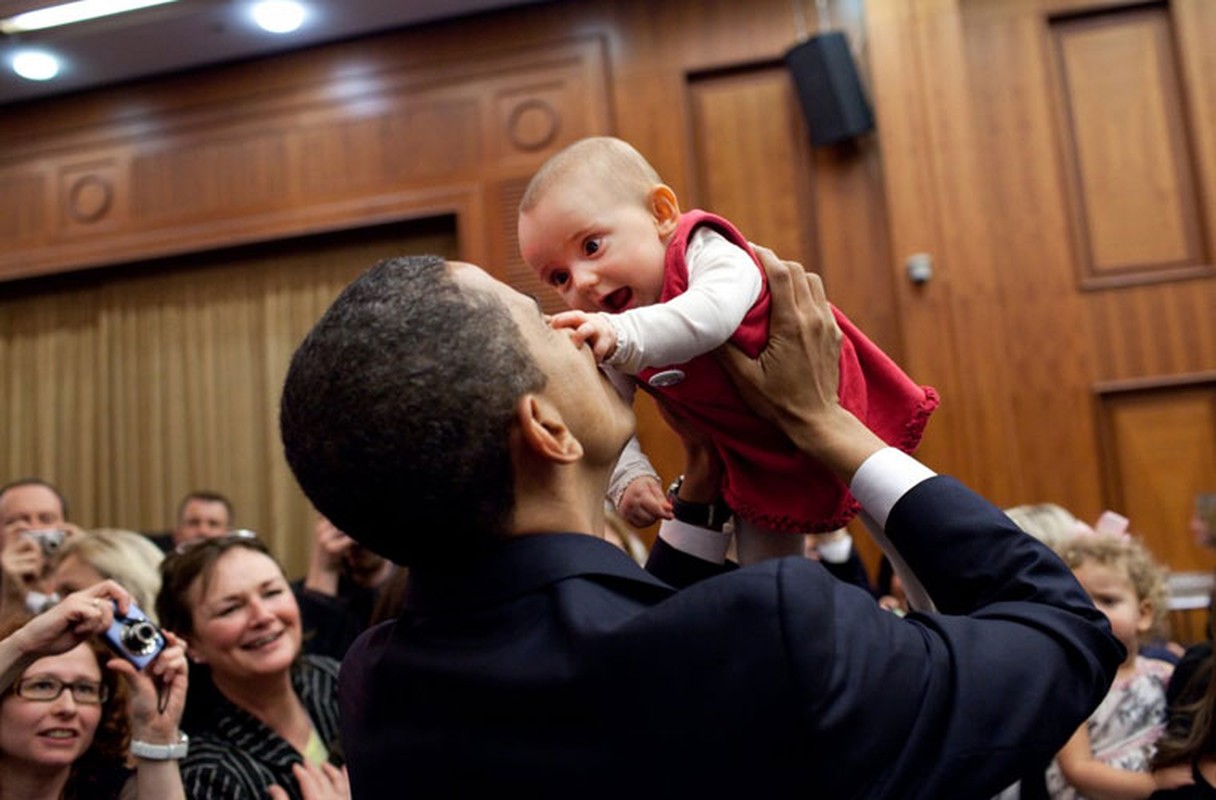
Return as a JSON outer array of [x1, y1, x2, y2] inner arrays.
[[649, 184, 680, 236]]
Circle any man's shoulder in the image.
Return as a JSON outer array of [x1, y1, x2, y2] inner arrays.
[[339, 618, 396, 695]]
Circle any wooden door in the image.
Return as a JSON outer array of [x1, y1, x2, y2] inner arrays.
[[868, 0, 1216, 582]]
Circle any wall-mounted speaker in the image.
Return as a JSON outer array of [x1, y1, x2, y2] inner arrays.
[[784, 31, 875, 147]]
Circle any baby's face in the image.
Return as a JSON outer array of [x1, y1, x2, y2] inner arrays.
[[518, 178, 668, 314]]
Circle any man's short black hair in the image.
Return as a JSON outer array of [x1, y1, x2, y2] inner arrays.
[[175, 491, 234, 525], [280, 255, 545, 566], [0, 477, 69, 520]]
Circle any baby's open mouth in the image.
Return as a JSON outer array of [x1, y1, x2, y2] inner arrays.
[[601, 287, 632, 312]]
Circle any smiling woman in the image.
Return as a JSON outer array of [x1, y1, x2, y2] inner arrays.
[[0, 582, 190, 800], [0, 627, 127, 799], [155, 534, 347, 800]]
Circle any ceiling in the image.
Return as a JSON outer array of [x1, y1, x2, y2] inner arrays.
[[0, 0, 553, 107]]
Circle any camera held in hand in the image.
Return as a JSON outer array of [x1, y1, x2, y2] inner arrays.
[[102, 601, 166, 670], [23, 528, 66, 557]]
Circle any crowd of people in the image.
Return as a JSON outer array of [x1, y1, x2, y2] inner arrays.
[[2, 135, 1213, 797], [0, 479, 374, 799]]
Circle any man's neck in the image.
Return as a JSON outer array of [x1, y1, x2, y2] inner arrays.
[[510, 463, 608, 539]]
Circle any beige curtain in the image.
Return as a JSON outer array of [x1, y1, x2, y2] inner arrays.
[[0, 221, 457, 576]]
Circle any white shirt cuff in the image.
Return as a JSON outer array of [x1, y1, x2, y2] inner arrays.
[[657, 518, 733, 564], [850, 447, 936, 530]]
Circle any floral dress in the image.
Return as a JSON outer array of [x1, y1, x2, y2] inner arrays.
[[1046, 655, 1174, 799]]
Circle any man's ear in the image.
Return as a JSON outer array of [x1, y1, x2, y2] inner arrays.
[[516, 394, 584, 464], [649, 184, 680, 237]]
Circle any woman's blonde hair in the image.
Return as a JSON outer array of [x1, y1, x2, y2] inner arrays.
[[1004, 503, 1089, 551], [57, 529, 164, 622]]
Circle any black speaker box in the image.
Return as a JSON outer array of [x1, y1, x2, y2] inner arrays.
[[784, 31, 875, 146]]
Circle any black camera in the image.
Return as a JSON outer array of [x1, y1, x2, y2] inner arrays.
[[102, 601, 166, 670], [24, 528, 66, 557]]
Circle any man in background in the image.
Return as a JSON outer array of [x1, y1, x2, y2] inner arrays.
[[295, 514, 400, 659], [147, 490, 234, 552], [0, 478, 72, 615]]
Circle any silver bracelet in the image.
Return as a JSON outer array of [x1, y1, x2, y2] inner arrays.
[[130, 731, 189, 761]]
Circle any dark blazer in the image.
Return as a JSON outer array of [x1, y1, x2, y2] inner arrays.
[[339, 476, 1121, 799]]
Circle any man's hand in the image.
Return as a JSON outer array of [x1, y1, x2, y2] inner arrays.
[[617, 476, 672, 528], [549, 310, 618, 362], [718, 246, 883, 480], [1, 535, 44, 592]]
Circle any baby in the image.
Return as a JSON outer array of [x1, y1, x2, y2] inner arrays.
[[518, 136, 938, 561]]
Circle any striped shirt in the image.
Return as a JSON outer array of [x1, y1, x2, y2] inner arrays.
[[180, 655, 341, 800]]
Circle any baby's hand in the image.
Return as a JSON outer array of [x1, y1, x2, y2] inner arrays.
[[549, 311, 618, 362], [618, 476, 672, 528]]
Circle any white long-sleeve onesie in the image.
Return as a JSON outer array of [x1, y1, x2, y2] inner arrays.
[[606, 227, 762, 506]]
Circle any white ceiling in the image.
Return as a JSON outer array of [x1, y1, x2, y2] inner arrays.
[[0, 0, 553, 107]]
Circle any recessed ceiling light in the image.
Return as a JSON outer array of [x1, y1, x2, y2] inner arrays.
[[250, 0, 306, 34], [10, 49, 61, 81], [0, 0, 178, 35]]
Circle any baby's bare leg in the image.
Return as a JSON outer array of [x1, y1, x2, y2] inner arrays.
[[735, 519, 806, 565]]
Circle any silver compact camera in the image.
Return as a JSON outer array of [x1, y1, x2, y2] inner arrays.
[[24, 528, 66, 557], [102, 601, 166, 670]]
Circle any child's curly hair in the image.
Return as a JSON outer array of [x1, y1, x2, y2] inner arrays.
[[1054, 531, 1170, 639]]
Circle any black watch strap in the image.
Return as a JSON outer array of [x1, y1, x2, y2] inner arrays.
[[667, 475, 732, 531]]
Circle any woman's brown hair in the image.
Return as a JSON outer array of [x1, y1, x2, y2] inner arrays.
[[0, 613, 130, 798], [155, 533, 279, 640]]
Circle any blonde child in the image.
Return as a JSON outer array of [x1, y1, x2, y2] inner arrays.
[[1046, 529, 1174, 799], [517, 136, 937, 563]]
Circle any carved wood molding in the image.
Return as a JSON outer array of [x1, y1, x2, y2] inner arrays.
[[0, 35, 610, 282]]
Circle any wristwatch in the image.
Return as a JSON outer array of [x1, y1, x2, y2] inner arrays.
[[667, 475, 732, 531], [130, 731, 189, 761]]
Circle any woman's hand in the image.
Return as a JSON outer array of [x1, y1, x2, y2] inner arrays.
[[267, 762, 351, 800], [111, 630, 189, 743], [10, 580, 130, 658]]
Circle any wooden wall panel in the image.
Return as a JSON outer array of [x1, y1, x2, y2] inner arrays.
[[0, 169, 49, 243], [866, 0, 1024, 504], [959, 3, 1106, 516], [0, 36, 612, 281], [1050, 6, 1209, 287], [688, 70, 812, 269], [1099, 382, 1216, 575], [862, 0, 1216, 581], [920, 0, 1216, 575]]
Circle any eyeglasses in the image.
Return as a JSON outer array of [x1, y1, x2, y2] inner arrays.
[[172, 527, 259, 555], [14, 675, 109, 705]]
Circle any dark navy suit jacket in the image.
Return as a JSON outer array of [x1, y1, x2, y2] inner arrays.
[[339, 476, 1122, 798]]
